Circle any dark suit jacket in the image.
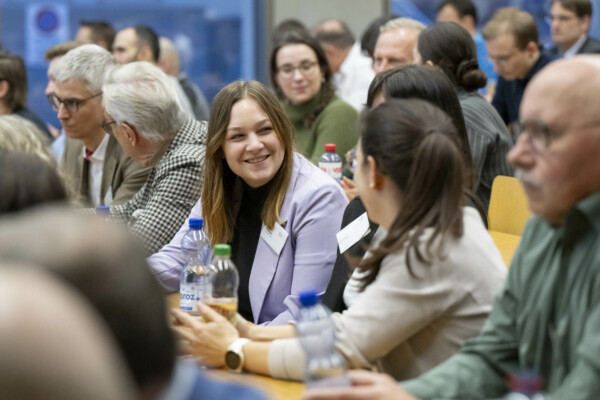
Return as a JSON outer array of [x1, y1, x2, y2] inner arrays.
[[60, 135, 150, 207], [546, 35, 600, 56]]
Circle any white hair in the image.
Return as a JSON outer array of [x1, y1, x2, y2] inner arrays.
[[53, 44, 115, 94], [102, 61, 186, 142], [0, 115, 55, 167], [381, 17, 425, 33]]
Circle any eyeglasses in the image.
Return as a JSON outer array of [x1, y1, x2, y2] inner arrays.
[[101, 120, 116, 135], [511, 120, 553, 153], [47, 92, 102, 113], [276, 61, 318, 79], [488, 51, 519, 67]]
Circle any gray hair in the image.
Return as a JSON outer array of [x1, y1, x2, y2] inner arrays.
[[0, 115, 55, 167], [53, 44, 115, 94], [380, 17, 425, 34], [102, 61, 186, 142]]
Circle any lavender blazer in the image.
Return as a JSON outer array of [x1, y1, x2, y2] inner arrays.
[[148, 153, 348, 325]]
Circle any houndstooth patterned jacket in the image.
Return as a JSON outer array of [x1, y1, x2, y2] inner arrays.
[[110, 117, 207, 255]]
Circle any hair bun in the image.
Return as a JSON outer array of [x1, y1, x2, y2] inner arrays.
[[456, 59, 486, 91]]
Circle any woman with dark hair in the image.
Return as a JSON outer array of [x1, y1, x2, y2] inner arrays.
[[172, 98, 506, 382], [0, 150, 68, 214], [270, 32, 358, 164], [415, 21, 513, 210], [149, 80, 347, 325]]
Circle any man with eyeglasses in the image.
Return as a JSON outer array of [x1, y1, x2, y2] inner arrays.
[[482, 8, 555, 128], [304, 55, 600, 400], [54, 44, 150, 207], [546, 0, 600, 58]]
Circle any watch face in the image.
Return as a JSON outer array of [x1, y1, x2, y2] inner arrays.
[[225, 350, 241, 370]]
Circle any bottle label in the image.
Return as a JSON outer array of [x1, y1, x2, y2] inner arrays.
[[180, 284, 200, 311], [318, 161, 342, 182]]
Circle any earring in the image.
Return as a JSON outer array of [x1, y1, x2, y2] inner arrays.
[[369, 182, 375, 189]]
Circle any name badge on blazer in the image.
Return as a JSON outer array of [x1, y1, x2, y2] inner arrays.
[[260, 222, 288, 256]]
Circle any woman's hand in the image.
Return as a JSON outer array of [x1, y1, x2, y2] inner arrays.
[[340, 176, 360, 202], [171, 303, 240, 367]]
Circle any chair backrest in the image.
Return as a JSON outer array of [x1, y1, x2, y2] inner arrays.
[[488, 176, 531, 236]]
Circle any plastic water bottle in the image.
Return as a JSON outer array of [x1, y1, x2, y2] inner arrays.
[[503, 370, 550, 400], [204, 244, 239, 324], [318, 144, 342, 182], [95, 206, 110, 223], [180, 218, 212, 316], [296, 290, 349, 389]]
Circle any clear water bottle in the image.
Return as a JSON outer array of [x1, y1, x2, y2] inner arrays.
[[180, 218, 212, 316], [95, 206, 110, 223], [319, 143, 342, 182], [503, 370, 550, 400], [204, 244, 239, 324], [296, 290, 349, 389]]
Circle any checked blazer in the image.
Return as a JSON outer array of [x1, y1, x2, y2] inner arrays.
[[110, 117, 207, 255]]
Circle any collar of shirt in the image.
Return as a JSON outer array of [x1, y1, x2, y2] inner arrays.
[[562, 34, 588, 58], [82, 133, 110, 163], [572, 190, 600, 233]]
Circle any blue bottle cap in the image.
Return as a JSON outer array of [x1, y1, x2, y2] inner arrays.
[[188, 218, 203, 229], [299, 290, 319, 307]]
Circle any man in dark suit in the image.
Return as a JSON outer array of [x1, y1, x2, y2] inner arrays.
[[547, 0, 600, 58]]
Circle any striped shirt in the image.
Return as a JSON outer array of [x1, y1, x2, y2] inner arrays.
[[459, 89, 514, 211]]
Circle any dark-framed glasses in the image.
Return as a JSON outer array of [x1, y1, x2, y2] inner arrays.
[[277, 61, 318, 79], [47, 92, 102, 113], [511, 120, 552, 153], [101, 120, 116, 135]]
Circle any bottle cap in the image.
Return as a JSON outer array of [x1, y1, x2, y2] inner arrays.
[[95, 206, 110, 215], [324, 144, 336, 152], [213, 244, 231, 256], [188, 218, 203, 229], [299, 290, 319, 306]]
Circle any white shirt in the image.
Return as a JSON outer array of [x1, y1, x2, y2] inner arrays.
[[85, 133, 111, 207], [562, 34, 587, 58], [333, 42, 374, 111]]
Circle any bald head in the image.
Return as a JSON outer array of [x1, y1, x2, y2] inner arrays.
[[508, 55, 600, 224], [0, 266, 134, 400], [158, 36, 180, 76]]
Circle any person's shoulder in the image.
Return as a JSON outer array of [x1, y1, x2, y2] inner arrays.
[[580, 36, 600, 54]]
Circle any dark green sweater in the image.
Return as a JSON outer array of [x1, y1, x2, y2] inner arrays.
[[283, 92, 358, 165]]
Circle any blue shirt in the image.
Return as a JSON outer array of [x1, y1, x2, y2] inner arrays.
[[474, 32, 497, 94], [491, 52, 555, 126]]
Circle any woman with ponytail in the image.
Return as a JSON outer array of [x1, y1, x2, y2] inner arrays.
[[415, 21, 514, 211], [171, 98, 507, 382]]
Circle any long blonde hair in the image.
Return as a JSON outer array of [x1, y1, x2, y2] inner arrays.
[[201, 81, 294, 244]]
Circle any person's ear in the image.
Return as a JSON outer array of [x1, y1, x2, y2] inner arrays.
[[367, 155, 384, 189], [138, 46, 154, 63], [121, 122, 139, 147], [425, 60, 435, 68], [582, 15, 591, 32], [0, 80, 10, 100], [525, 41, 538, 57]]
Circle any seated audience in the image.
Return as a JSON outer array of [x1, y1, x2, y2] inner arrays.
[[546, 0, 600, 58], [270, 32, 358, 165], [0, 208, 267, 400], [415, 21, 514, 210], [75, 20, 115, 51], [159, 36, 211, 121], [101, 61, 207, 255], [483, 8, 554, 127], [149, 80, 347, 325], [171, 98, 506, 381], [0, 266, 135, 400], [304, 55, 600, 400], [311, 18, 374, 111], [112, 25, 195, 119], [0, 51, 52, 139], [52, 44, 150, 207]]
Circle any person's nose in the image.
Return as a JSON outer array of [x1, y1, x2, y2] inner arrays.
[[56, 103, 70, 120], [507, 131, 535, 170], [246, 133, 263, 152]]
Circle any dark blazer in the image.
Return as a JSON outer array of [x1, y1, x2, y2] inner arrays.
[[546, 35, 600, 56], [61, 135, 150, 207]]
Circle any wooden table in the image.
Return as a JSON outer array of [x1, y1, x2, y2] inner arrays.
[[166, 293, 305, 400], [489, 230, 522, 267]]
